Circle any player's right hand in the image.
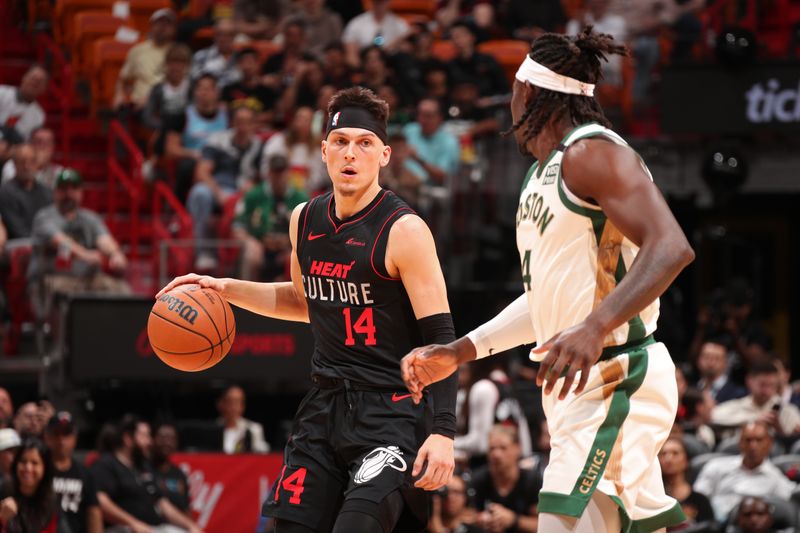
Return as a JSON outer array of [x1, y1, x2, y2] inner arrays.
[[155, 273, 227, 299], [401, 344, 459, 404]]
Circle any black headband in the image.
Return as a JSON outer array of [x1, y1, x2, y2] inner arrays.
[[326, 106, 388, 144]]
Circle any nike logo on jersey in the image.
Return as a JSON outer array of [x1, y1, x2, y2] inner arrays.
[[308, 232, 326, 241], [391, 393, 412, 402]]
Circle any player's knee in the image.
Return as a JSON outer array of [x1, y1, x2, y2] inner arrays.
[[333, 492, 404, 533]]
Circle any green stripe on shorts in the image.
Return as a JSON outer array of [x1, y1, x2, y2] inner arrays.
[[538, 343, 649, 519]]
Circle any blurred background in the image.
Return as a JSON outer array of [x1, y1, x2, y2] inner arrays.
[[0, 0, 798, 532]]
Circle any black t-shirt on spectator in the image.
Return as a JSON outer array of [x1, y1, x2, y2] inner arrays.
[[449, 53, 509, 98], [91, 453, 164, 526], [221, 82, 278, 114], [154, 463, 191, 513], [680, 490, 714, 525], [470, 466, 541, 532], [53, 460, 99, 533]]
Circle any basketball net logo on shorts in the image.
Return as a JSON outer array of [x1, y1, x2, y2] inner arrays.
[[353, 446, 407, 484]]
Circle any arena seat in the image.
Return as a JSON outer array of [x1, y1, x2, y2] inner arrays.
[[71, 11, 128, 76], [477, 40, 530, 85], [770, 454, 800, 477], [431, 40, 458, 61], [88, 37, 138, 115], [53, 0, 113, 46], [361, 0, 436, 18], [1, 245, 35, 355], [127, 0, 171, 35]]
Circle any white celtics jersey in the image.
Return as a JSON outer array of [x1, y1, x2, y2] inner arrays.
[[517, 122, 659, 361]]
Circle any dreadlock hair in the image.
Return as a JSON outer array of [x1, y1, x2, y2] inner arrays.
[[505, 26, 629, 144]]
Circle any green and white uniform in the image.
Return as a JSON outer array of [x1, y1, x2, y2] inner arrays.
[[517, 122, 685, 532]]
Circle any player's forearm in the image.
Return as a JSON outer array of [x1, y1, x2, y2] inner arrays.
[[585, 236, 694, 338], [221, 278, 309, 322], [462, 293, 535, 361]]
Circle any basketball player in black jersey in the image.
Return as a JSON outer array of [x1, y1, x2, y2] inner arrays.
[[157, 87, 458, 533]]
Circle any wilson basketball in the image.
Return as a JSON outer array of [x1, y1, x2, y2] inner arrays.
[[147, 284, 236, 372]]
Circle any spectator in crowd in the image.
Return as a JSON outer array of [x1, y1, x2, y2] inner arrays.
[[221, 48, 278, 127], [379, 132, 421, 208], [92, 415, 202, 532], [403, 98, 461, 186], [694, 338, 746, 403], [658, 437, 714, 528], [423, 65, 451, 108], [377, 85, 412, 134], [142, 43, 193, 132], [289, 0, 343, 58], [772, 356, 800, 409], [310, 84, 336, 139], [455, 356, 532, 465], [566, 0, 627, 87], [447, 78, 501, 139], [712, 359, 800, 438], [320, 43, 354, 89], [141, 43, 193, 182], [278, 59, 327, 117], [28, 169, 130, 321], [216, 385, 268, 454], [342, 0, 410, 67], [233, 0, 281, 41], [0, 429, 21, 494], [0, 438, 63, 532], [188, 106, 262, 270], [0, 127, 23, 177], [165, 73, 229, 202], [680, 387, 716, 450], [0, 388, 13, 429], [151, 422, 191, 517], [0, 144, 53, 241], [469, 425, 540, 533], [259, 106, 326, 192], [505, 0, 567, 41], [693, 421, 796, 521], [13, 403, 44, 440], [114, 8, 177, 110], [191, 18, 241, 88], [0, 65, 47, 140], [2, 128, 63, 189], [43, 411, 102, 533], [392, 29, 444, 103], [261, 18, 314, 96], [448, 19, 509, 99], [734, 496, 779, 533], [233, 154, 307, 281], [428, 473, 483, 533]]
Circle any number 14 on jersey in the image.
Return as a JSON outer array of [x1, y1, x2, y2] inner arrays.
[[343, 307, 377, 346]]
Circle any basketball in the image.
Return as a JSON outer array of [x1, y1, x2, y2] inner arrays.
[[147, 284, 236, 372]]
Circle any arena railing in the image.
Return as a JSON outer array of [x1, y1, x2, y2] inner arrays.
[[107, 119, 144, 261], [152, 181, 193, 290], [35, 33, 74, 161]]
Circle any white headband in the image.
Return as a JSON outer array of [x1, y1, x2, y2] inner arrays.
[[515, 56, 595, 97]]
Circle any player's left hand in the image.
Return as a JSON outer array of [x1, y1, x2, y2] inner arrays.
[[412, 434, 454, 491], [532, 319, 605, 400]]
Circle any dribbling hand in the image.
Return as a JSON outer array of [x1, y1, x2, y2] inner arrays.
[[401, 344, 460, 404], [155, 273, 227, 300]]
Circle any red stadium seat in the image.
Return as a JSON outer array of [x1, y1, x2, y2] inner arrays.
[[71, 11, 129, 76], [477, 40, 531, 86], [53, 0, 113, 47], [88, 37, 139, 115], [431, 40, 458, 61]]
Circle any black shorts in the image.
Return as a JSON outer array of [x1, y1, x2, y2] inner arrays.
[[262, 376, 432, 532]]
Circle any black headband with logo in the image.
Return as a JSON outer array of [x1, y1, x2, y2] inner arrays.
[[326, 106, 388, 144]]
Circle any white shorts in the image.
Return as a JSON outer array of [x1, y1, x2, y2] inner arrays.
[[538, 337, 686, 532]]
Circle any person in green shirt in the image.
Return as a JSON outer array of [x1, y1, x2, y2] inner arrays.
[[233, 154, 308, 281]]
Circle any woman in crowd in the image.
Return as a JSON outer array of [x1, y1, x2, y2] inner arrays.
[[259, 106, 326, 193], [428, 474, 483, 533], [658, 437, 714, 530], [0, 438, 64, 533]]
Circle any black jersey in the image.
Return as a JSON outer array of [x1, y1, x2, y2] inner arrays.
[[297, 189, 420, 388]]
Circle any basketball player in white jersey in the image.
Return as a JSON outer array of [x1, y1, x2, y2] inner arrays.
[[400, 27, 695, 533]]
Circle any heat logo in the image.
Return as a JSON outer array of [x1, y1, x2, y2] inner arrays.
[[353, 446, 407, 484]]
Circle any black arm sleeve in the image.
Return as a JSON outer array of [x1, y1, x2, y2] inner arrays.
[[418, 313, 458, 439]]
